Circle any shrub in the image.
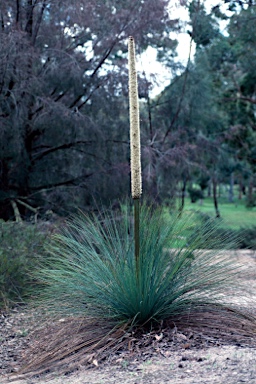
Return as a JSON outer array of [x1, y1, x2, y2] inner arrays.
[[0, 221, 50, 309], [246, 193, 256, 208], [187, 187, 204, 203]]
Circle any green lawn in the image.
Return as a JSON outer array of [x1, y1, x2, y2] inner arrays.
[[180, 197, 256, 229]]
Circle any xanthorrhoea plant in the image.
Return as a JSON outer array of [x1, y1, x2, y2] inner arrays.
[[33, 205, 254, 327], [23, 37, 256, 377], [128, 36, 142, 280]]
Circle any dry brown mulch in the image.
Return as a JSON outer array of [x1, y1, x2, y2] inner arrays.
[[1, 305, 256, 383], [0, 308, 41, 377]]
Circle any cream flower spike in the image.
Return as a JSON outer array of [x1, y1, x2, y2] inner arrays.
[[128, 36, 142, 199]]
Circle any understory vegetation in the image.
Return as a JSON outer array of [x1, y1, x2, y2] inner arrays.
[[0, 221, 50, 309], [0, 207, 255, 311]]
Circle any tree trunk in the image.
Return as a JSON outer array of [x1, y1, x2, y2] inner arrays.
[[16, 0, 20, 25], [247, 177, 254, 207], [207, 179, 211, 197], [178, 178, 187, 216], [0, 161, 13, 220], [218, 183, 221, 198], [25, 0, 34, 37], [228, 172, 234, 203], [212, 177, 220, 218], [238, 179, 243, 200]]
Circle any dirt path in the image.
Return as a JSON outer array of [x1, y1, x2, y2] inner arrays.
[[6, 345, 256, 384]]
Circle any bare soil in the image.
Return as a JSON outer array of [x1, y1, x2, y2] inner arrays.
[[1, 250, 256, 384]]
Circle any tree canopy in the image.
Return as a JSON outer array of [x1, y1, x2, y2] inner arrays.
[[0, 0, 178, 219], [0, 0, 256, 220]]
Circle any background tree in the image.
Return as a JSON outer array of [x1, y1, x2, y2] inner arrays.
[[0, 0, 178, 220], [153, 0, 256, 213], [1, 0, 256, 220]]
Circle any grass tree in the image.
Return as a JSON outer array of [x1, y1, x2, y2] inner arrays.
[[128, 36, 142, 282], [19, 37, 256, 377]]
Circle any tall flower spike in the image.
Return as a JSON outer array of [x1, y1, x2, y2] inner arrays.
[[128, 36, 142, 199]]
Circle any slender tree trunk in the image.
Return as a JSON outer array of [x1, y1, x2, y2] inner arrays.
[[16, 0, 20, 25], [238, 178, 243, 200], [207, 179, 211, 197], [25, 0, 34, 37], [0, 161, 13, 220], [178, 177, 187, 216], [212, 177, 220, 218], [247, 177, 254, 206], [228, 172, 234, 203], [32, 1, 47, 45]]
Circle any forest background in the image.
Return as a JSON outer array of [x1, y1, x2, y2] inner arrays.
[[1, 0, 256, 221]]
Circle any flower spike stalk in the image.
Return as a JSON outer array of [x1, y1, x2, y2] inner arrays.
[[128, 36, 142, 280]]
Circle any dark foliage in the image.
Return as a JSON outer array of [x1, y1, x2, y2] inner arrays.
[[0, 0, 178, 220], [0, 221, 51, 309], [187, 187, 204, 203]]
